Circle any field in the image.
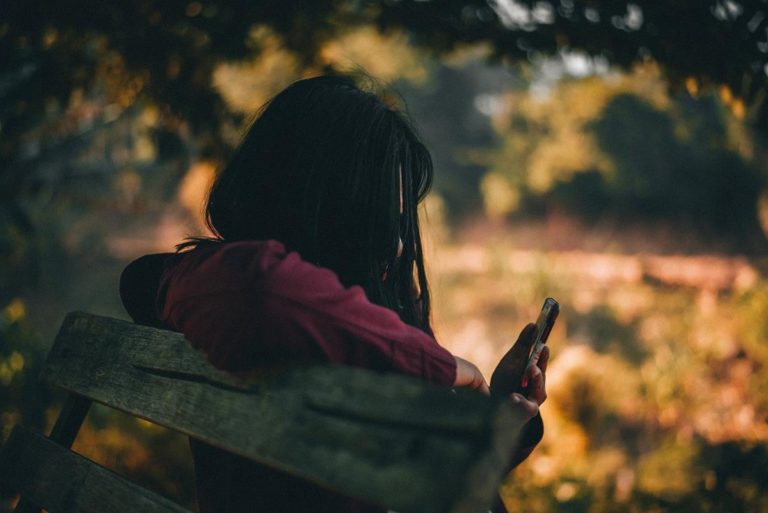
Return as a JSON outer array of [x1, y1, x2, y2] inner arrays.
[[428, 221, 768, 512]]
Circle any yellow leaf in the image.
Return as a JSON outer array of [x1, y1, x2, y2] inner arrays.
[[4, 298, 25, 322]]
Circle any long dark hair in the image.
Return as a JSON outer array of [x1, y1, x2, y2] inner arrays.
[[183, 75, 435, 332]]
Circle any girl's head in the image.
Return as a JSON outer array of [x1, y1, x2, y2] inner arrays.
[[199, 74, 434, 331]]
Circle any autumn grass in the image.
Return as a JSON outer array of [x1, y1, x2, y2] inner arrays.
[[428, 229, 768, 513]]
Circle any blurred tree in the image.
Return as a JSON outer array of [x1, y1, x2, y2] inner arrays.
[[397, 58, 517, 219], [590, 94, 764, 240], [0, 0, 353, 303], [480, 65, 767, 249], [0, 300, 51, 435], [3, 2, 768, 296], [4, 1, 766, 175], [377, 0, 768, 128]]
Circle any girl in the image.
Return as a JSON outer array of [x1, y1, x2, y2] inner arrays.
[[120, 74, 547, 513]]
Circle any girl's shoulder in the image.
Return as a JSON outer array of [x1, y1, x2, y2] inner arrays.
[[159, 239, 347, 306]]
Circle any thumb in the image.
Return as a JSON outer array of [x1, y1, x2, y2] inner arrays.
[[510, 392, 539, 421]]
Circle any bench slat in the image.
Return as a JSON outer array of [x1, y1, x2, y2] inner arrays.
[[0, 426, 191, 513], [41, 312, 526, 513]]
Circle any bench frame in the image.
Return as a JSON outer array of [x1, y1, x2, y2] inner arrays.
[[1, 312, 526, 513]]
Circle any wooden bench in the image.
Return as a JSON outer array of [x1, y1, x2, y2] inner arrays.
[[0, 311, 527, 513]]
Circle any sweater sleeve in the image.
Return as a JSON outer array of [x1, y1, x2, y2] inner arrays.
[[159, 241, 457, 386]]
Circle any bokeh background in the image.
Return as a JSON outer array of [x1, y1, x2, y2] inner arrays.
[[2, 1, 768, 511]]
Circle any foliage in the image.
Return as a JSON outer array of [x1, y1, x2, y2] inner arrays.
[[378, 0, 768, 127], [396, 57, 509, 219], [3, 2, 768, 511], [0, 299, 53, 447], [428, 235, 768, 513], [70, 406, 196, 508], [480, 65, 767, 248], [4, 1, 768, 299]]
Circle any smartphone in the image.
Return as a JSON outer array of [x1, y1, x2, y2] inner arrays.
[[524, 297, 559, 376]]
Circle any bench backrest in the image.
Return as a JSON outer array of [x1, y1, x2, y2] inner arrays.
[[0, 312, 526, 513]]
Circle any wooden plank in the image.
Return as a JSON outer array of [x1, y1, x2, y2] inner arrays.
[[0, 426, 191, 513], [9, 395, 95, 513], [41, 312, 527, 513], [13, 374, 92, 513]]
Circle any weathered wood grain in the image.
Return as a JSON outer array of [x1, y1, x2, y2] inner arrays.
[[40, 312, 527, 513], [0, 426, 191, 513]]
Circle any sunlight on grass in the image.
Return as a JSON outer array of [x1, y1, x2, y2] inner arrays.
[[426, 226, 768, 511]]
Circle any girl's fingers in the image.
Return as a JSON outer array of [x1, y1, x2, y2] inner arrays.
[[526, 363, 547, 405], [527, 364, 542, 389], [538, 346, 550, 373], [454, 356, 490, 396]]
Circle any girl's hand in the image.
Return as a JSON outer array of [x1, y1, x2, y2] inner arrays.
[[490, 323, 550, 420], [453, 355, 490, 395], [509, 345, 549, 420]]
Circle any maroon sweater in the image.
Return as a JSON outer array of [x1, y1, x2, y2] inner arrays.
[[120, 240, 541, 513]]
